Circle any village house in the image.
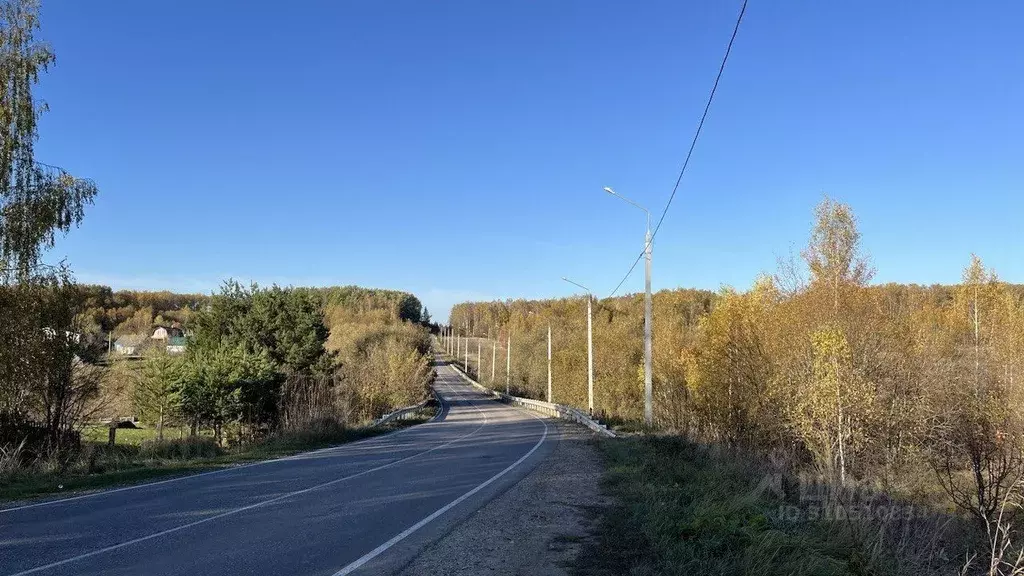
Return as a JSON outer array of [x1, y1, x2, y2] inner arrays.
[[151, 325, 187, 354], [113, 334, 146, 355]]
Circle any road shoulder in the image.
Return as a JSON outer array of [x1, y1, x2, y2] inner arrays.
[[397, 420, 607, 576]]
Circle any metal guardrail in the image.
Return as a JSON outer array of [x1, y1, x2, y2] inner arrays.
[[447, 361, 616, 438], [373, 388, 439, 427]]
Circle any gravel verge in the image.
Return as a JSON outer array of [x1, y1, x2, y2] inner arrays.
[[396, 420, 607, 576]]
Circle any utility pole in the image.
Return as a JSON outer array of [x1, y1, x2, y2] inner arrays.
[[477, 339, 481, 378], [547, 325, 552, 403], [506, 333, 511, 395], [587, 295, 594, 414], [563, 277, 595, 415], [604, 186, 653, 427], [643, 227, 653, 426], [491, 340, 496, 382]]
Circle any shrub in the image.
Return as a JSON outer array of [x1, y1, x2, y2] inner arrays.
[[138, 437, 222, 460]]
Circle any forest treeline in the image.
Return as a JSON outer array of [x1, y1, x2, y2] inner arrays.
[[450, 197, 1024, 566], [75, 284, 426, 336]]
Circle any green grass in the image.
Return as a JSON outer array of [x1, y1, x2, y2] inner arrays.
[[577, 436, 967, 576], [1, 407, 436, 503], [81, 425, 204, 446]]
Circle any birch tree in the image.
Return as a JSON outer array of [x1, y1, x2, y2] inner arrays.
[[0, 0, 98, 449]]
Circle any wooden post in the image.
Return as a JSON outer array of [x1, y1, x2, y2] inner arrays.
[[107, 423, 116, 447]]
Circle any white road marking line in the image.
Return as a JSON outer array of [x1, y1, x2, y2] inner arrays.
[[330, 365, 550, 576], [0, 383, 451, 515], [5, 382, 481, 576]]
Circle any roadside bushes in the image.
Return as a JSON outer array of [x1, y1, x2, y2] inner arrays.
[[138, 437, 221, 461], [0, 277, 102, 456], [329, 321, 433, 423]]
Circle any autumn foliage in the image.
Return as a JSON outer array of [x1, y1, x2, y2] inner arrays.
[[452, 197, 1024, 565]]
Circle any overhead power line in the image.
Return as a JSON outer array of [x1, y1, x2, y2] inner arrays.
[[606, 0, 749, 299]]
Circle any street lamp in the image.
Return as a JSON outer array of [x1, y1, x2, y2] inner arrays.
[[526, 310, 552, 403], [604, 186, 653, 427], [562, 277, 595, 415]]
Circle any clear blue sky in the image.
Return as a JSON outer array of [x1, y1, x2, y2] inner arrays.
[[36, 1, 1024, 321]]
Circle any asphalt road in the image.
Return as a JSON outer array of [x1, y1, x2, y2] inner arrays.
[[0, 361, 554, 576]]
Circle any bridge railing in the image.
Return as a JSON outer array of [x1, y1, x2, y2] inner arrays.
[[446, 360, 616, 438]]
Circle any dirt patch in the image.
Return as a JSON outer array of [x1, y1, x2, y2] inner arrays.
[[397, 421, 608, 576]]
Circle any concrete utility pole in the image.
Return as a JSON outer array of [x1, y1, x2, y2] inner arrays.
[[562, 277, 595, 414], [604, 186, 653, 427], [491, 340, 496, 382], [547, 325, 552, 403], [505, 334, 511, 394], [643, 226, 653, 426], [476, 339, 481, 378]]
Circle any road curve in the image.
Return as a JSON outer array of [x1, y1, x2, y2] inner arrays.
[[0, 360, 554, 576]]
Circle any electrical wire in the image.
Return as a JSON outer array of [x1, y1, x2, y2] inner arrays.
[[605, 0, 749, 298]]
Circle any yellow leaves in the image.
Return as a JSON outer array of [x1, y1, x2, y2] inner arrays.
[[803, 196, 874, 291], [681, 288, 781, 442], [787, 324, 878, 478], [810, 325, 850, 387]]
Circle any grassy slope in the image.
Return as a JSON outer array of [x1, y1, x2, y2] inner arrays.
[[577, 436, 967, 576]]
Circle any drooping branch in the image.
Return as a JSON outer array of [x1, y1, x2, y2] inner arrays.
[[0, 162, 98, 281]]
